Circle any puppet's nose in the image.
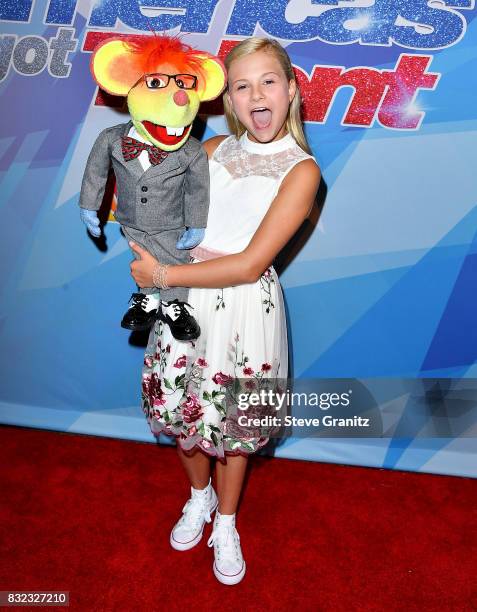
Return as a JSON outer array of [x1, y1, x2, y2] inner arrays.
[[173, 90, 189, 106]]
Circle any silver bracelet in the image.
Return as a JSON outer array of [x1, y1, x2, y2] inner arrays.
[[152, 263, 170, 290]]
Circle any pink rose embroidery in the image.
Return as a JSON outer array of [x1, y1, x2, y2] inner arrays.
[[243, 367, 254, 376], [142, 372, 164, 406], [261, 363, 272, 372], [173, 355, 187, 369], [195, 357, 208, 368], [202, 440, 211, 449], [181, 393, 203, 423], [144, 355, 153, 368], [212, 371, 234, 386]]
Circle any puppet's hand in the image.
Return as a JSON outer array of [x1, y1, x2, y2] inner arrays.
[[80, 209, 101, 238], [176, 227, 205, 250]]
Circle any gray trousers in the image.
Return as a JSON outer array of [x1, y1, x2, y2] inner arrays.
[[121, 225, 190, 303]]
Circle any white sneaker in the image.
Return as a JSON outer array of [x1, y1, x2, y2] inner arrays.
[[207, 512, 246, 585], [170, 478, 218, 551]]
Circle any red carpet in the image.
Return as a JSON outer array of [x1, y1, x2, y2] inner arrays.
[[1, 425, 475, 611]]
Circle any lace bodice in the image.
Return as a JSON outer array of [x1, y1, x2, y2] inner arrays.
[[191, 131, 316, 257], [213, 131, 311, 180]]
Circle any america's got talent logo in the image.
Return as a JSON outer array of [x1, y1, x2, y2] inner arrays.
[[1, 0, 474, 129]]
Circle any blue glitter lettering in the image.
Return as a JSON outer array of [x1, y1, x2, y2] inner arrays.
[[89, 0, 219, 33], [393, 0, 468, 48], [318, 0, 398, 45], [227, 0, 328, 38], [0, 0, 34, 22], [45, 0, 79, 25], [227, 0, 469, 48]]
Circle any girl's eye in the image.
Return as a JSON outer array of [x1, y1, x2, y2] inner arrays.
[[236, 84, 247, 90], [264, 79, 275, 85]]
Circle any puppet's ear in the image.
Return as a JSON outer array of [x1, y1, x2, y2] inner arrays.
[[195, 54, 227, 102], [91, 38, 142, 96]]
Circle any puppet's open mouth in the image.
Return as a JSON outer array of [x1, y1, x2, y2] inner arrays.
[[142, 121, 191, 146]]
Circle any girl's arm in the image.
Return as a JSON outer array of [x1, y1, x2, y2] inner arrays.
[[130, 140, 321, 289]]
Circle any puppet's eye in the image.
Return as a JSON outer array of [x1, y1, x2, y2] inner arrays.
[[175, 74, 197, 90], [146, 75, 167, 89]]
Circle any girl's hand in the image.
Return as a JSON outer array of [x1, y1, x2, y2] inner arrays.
[[129, 241, 158, 288]]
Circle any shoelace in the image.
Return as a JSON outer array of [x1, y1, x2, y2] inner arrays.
[[177, 494, 213, 530], [207, 524, 242, 564], [164, 301, 195, 319], [128, 292, 149, 309]]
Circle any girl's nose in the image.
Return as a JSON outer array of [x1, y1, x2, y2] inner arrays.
[[173, 90, 189, 106], [251, 86, 264, 101]]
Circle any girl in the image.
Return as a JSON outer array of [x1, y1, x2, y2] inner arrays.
[[130, 37, 321, 585]]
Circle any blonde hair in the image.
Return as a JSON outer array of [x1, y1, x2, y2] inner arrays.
[[223, 37, 311, 155]]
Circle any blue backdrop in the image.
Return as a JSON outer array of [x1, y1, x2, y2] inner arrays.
[[1, 0, 476, 477]]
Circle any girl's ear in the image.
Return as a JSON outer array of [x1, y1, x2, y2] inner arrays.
[[195, 54, 227, 102], [91, 38, 143, 96], [288, 78, 297, 103]]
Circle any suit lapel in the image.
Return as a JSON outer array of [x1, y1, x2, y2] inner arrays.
[[111, 122, 144, 177], [144, 150, 181, 179]]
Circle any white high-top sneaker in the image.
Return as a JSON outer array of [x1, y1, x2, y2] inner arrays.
[[207, 512, 246, 585], [170, 478, 218, 551]]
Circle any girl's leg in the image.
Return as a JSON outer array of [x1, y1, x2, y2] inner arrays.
[[170, 445, 216, 552], [176, 444, 212, 489], [215, 454, 249, 514], [208, 454, 248, 585]]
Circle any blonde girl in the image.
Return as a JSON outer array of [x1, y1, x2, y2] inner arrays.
[[130, 37, 321, 585]]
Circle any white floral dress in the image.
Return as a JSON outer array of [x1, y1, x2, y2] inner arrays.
[[141, 131, 315, 460]]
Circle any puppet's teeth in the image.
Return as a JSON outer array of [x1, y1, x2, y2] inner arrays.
[[165, 126, 185, 136]]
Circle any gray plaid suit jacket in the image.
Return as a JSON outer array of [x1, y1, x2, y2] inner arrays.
[[79, 121, 210, 301]]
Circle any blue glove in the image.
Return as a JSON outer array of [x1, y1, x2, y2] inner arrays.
[[80, 208, 101, 238], [176, 227, 205, 250]]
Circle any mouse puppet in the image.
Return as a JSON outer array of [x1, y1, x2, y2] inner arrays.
[[79, 34, 226, 340]]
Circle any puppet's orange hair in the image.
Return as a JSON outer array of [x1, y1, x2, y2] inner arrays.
[[124, 33, 206, 80]]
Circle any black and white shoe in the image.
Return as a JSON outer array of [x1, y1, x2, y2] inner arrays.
[[159, 299, 200, 341], [121, 292, 160, 331]]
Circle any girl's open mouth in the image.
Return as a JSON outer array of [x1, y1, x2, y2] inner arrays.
[[251, 108, 272, 130]]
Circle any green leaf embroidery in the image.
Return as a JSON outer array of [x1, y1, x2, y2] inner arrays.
[[242, 441, 255, 451]]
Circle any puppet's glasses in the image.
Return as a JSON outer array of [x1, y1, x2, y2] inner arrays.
[[131, 73, 198, 91]]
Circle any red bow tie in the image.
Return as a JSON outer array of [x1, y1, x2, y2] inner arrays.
[[121, 136, 169, 166]]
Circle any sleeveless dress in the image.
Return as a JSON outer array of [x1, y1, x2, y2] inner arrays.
[[141, 131, 315, 460]]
